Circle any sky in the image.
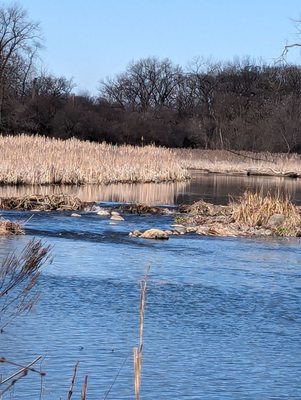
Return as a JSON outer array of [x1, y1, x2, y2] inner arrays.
[[5, 0, 301, 94]]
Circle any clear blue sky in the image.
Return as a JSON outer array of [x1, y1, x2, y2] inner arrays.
[[6, 0, 301, 94]]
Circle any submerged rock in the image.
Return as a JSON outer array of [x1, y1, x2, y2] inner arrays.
[[71, 213, 81, 217], [97, 209, 110, 216], [140, 228, 169, 240], [129, 230, 142, 237], [110, 214, 124, 221], [111, 211, 121, 216]]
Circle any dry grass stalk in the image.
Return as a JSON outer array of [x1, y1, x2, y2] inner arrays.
[[0, 218, 24, 235], [80, 375, 88, 400], [0, 135, 188, 185], [0, 239, 51, 330], [232, 191, 301, 236], [0, 356, 45, 397], [133, 268, 149, 400], [0, 194, 83, 211], [67, 361, 80, 400]]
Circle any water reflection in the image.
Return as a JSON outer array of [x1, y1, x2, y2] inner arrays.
[[177, 172, 301, 205], [0, 172, 301, 205]]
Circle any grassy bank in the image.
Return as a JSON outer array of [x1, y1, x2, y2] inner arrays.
[[176, 149, 301, 177], [1, 135, 301, 186], [0, 135, 188, 185]]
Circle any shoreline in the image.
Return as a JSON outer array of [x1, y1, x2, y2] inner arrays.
[[1, 193, 301, 239], [187, 168, 301, 178]]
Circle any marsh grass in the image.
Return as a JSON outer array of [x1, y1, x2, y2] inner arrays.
[[176, 149, 301, 176], [0, 135, 188, 185], [231, 191, 301, 236]]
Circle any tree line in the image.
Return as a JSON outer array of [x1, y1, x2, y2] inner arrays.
[[1, 4, 301, 153]]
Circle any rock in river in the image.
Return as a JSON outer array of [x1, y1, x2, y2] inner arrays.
[[71, 213, 81, 217], [140, 229, 169, 240], [110, 214, 124, 221], [97, 209, 110, 216], [267, 213, 285, 228]]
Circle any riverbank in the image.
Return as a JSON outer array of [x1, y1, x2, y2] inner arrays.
[[2, 136, 301, 187], [176, 149, 301, 177]]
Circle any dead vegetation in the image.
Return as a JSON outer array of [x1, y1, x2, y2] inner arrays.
[[0, 218, 23, 235], [116, 203, 172, 215], [176, 191, 301, 237], [0, 239, 51, 331], [0, 194, 84, 211], [176, 149, 301, 177], [231, 191, 301, 236], [0, 135, 188, 185]]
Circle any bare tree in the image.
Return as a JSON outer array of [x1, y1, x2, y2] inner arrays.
[[280, 18, 301, 60], [100, 57, 183, 112], [0, 4, 42, 125]]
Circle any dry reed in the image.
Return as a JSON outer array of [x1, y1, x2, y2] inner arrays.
[[0, 194, 83, 211], [0, 135, 188, 185], [231, 191, 301, 236], [0, 356, 45, 397], [133, 268, 149, 400], [0, 218, 23, 235], [175, 148, 301, 176]]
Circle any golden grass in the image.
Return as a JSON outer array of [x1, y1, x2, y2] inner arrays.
[[175, 149, 301, 176], [0, 218, 23, 235], [231, 191, 301, 236], [0, 135, 188, 185], [0, 194, 83, 211]]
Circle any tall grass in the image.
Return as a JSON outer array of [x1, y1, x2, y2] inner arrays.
[[232, 191, 301, 236], [0, 135, 189, 185], [175, 149, 301, 175]]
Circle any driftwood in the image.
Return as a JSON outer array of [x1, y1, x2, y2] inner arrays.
[[116, 203, 170, 215], [0, 194, 85, 211]]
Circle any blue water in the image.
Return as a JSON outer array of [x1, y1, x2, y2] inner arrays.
[[1, 209, 301, 399]]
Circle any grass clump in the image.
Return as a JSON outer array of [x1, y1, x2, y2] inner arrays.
[[232, 191, 301, 236], [0, 218, 23, 235], [0, 194, 84, 211]]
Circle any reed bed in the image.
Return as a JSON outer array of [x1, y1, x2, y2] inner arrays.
[[175, 149, 301, 176], [0, 135, 188, 185]]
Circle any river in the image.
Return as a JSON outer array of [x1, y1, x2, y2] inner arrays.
[[0, 174, 301, 399]]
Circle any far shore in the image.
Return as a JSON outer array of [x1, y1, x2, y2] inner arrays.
[[1, 135, 301, 186], [176, 149, 301, 178]]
